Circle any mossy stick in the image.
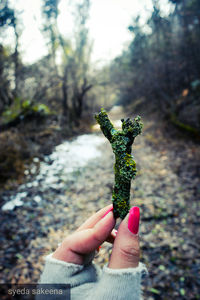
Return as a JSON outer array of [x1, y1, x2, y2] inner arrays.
[[95, 108, 143, 219]]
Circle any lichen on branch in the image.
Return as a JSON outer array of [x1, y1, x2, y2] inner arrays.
[[95, 108, 143, 219]]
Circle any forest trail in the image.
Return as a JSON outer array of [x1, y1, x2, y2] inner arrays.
[[0, 106, 200, 299]]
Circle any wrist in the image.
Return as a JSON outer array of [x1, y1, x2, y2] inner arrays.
[[52, 242, 83, 265]]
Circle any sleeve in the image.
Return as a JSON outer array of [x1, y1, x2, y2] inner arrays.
[[39, 254, 147, 300], [39, 253, 101, 286], [87, 262, 148, 300]]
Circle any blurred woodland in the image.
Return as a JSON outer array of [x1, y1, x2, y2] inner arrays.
[[0, 0, 110, 186], [111, 0, 200, 133], [0, 0, 200, 164], [0, 0, 200, 299]]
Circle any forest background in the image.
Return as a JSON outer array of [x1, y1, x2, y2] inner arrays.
[[0, 0, 200, 185], [0, 0, 200, 299], [0, 0, 200, 182]]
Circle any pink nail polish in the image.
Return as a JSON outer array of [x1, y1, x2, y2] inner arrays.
[[102, 207, 113, 218], [128, 207, 140, 234], [96, 246, 102, 252], [113, 229, 118, 236]]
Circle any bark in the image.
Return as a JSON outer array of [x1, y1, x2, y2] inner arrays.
[[13, 24, 20, 98], [95, 109, 143, 219], [62, 69, 68, 119]]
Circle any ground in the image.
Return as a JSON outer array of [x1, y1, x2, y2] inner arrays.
[[0, 107, 200, 299]]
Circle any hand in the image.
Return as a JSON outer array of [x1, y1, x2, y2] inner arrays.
[[52, 204, 140, 269]]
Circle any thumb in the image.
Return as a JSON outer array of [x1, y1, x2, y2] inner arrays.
[[108, 206, 140, 269]]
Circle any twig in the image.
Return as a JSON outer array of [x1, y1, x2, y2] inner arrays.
[[95, 108, 143, 219]]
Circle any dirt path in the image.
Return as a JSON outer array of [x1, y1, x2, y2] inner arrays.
[[0, 107, 200, 299]]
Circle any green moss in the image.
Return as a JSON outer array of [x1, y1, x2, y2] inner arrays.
[[2, 98, 51, 125], [95, 108, 143, 219], [170, 113, 199, 136]]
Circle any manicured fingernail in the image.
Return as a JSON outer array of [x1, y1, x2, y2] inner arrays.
[[102, 206, 113, 218], [128, 206, 140, 234], [96, 246, 102, 252], [114, 229, 118, 235]]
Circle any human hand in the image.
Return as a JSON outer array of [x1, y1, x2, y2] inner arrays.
[[52, 204, 140, 269]]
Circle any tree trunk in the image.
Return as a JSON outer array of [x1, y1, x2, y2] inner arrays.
[[75, 81, 93, 119], [62, 69, 69, 122], [13, 24, 20, 98]]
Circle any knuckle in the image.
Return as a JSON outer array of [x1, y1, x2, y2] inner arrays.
[[92, 231, 103, 244], [118, 245, 140, 261]]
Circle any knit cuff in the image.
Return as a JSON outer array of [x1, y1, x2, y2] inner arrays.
[[87, 262, 148, 300], [45, 253, 84, 269], [103, 262, 148, 277], [39, 253, 101, 287]]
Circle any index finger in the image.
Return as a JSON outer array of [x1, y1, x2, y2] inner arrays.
[[76, 204, 113, 232]]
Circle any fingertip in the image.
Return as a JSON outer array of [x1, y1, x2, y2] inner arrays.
[[102, 206, 113, 218], [94, 210, 116, 238], [108, 207, 141, 269], [100, 210, 115, 225], [128, 206, 140, 235]]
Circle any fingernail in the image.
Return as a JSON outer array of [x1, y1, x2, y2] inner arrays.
[[128, 206, 140, 234], [102, 206, 113, 218], [113, 229, 118, 236], [96, 246, 102, 252]]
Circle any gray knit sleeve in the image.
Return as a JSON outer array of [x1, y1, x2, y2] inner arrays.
[[39, 254, 147, 300], [39, 253, 101, 286], [87, 263, 148, 300]]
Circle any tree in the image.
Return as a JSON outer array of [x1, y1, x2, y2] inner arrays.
[[109, 0, 200, 132], [0, 44, 12, 113], [41, 0, 93, 124], [42, 0, 60, 68], [0, 0, 21, 110], [63, 0, 93, 122]]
